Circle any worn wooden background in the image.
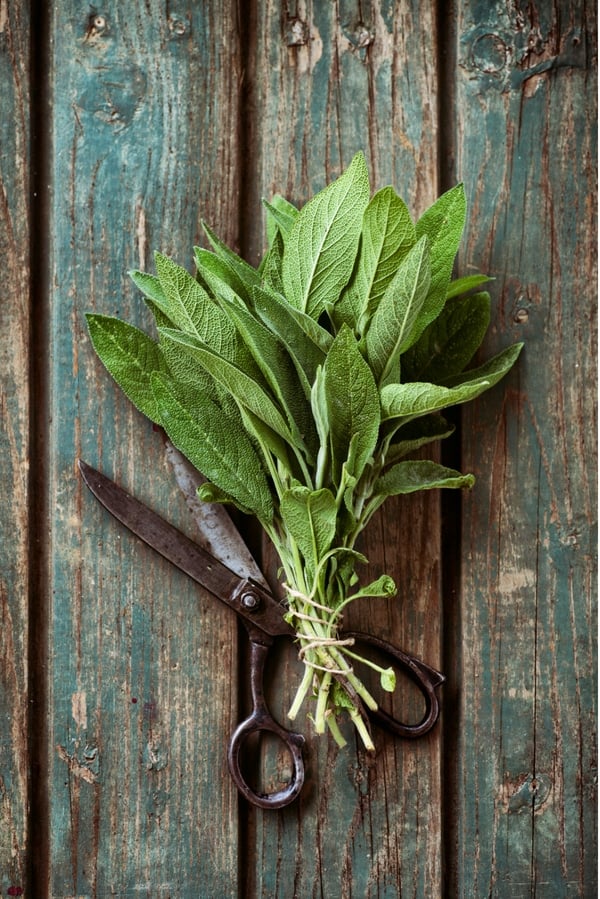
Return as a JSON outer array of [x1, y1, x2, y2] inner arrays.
[[1, 1, 596, 896]]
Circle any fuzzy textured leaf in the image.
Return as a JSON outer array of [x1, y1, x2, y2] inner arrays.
[[402, 292, 491, 383], [86, 314, 168, 423], [374, 460, 475, 497], [282, 153, 370, 318], [335, 186, 416, 333], [158, 328, 298, 449], [280, 486, 337, 574], [151, 374, 273, 521], [364, 236, 431, 384], [410, 184, 467, 343], [324, 325, 380, 482]]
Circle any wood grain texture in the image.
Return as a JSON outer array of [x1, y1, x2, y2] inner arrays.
[[45, 3, 243, 894], [2, 0, 596, 894], [0, 3, 30, 895], [243, 3, 444, 896], [451, 1, 597, 895]]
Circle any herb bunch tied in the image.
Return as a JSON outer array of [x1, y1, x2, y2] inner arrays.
[[87, 153, 521, 749]]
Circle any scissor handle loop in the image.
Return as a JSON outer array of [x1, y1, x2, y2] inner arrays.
[[227, 713, 305, 809], [342, 631, 445, 739], [228, 637, 305, 809]]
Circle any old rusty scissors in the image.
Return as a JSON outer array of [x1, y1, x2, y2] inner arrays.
[[79, 456, 445, 810]]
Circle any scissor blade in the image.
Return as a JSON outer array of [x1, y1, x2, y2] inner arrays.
[[164, 442, 267, 586], [78, 460, 292, 638]]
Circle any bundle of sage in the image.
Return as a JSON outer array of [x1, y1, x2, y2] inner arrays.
[[86, 153, 521, 748]]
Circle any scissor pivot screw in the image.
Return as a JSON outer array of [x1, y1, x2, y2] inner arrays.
[[241, 590, 261, 611]]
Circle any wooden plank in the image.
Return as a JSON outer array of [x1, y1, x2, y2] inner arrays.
[[243, 3, 445, 894], [451, 1, 597, 894], [46, 3, 243, 894], [0, 2, 30, 895]]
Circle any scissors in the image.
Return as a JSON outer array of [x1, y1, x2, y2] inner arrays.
[[78, 455, 445, 809]]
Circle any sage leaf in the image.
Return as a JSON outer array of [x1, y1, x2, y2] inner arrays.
[[323, 325, 380, 483], [202, 222, 262, 294], [441, 343, 524, 389], [282, 152, 370, 318], [335, 186, 416, 333], [402, 292, 491, 383], [364, 235, 431, 384], [154, 252, 221, 338], [380, 669, 396, 692], [264, 195, 299, 246], [159, 327, 218, 398], [446, 273, 492, 300], [260, 229, 285, 293], [349, 574, 397, 600], [151, 373, 273, 522], [381, 379, 492, 423], [280, 486, 337, 574], [374, 460, 475, 497], [86, 314, 168, 423], [385, 415, 455, 464], [220, 300, 316, 451], [129, 270, 173, 324], [411, 183, 467, 342], [194, 246, 251, 306], [252, 285, 329, 382], [158, 328, 298, 449]]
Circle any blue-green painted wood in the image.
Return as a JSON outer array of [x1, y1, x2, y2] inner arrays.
[[0, 3, 30, 895], [46, 3, 243, 895], [452, 1, 597, 895], [1, 0, 596, 894]]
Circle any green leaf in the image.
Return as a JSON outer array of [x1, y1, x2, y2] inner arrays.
[[220, 300, 316, 452], [374, 460, 475, 497], [381, 344, 522, 424], [323, 325, 380, 483], [280, 486, 337, 573], [310, 366, 328, 447], [158, 328, 298, 448], [364, 235, 431, 384], [158, 328, 218, 398], [385, 415, 455, 463], [238, 406, 294, 473], [380, 668, 396, 692], [194, 247, 251, 306], [252, 285, 329, 384], [197, 481, 235, 505], [441, 343, 523, 389], [86, 314, 169, 423], [202, 222, 262, 296], [349, 574, 397, 600], [129, 270, 175, 325], [154, 252, 222, 338], [402, 292, 491, 383], [263, 195, 299, 246], [381, 379, 492, 423], [151, 373, 274, 522], [410, 183, 467, 342], [446, 273, 492, 300], [282, 153, 370, 318], [260, 229, 285, 293], [335, 186, 416, 333]]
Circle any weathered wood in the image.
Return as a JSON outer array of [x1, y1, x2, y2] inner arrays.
[[244, 3, 445, 895], [2, 0, 596, 894], [46, 3, 243, 894], [0, 3, 30, 895], [451, 1, 597, 895]]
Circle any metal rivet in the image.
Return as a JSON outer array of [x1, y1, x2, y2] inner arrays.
[[241, 591, 260, 611]]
